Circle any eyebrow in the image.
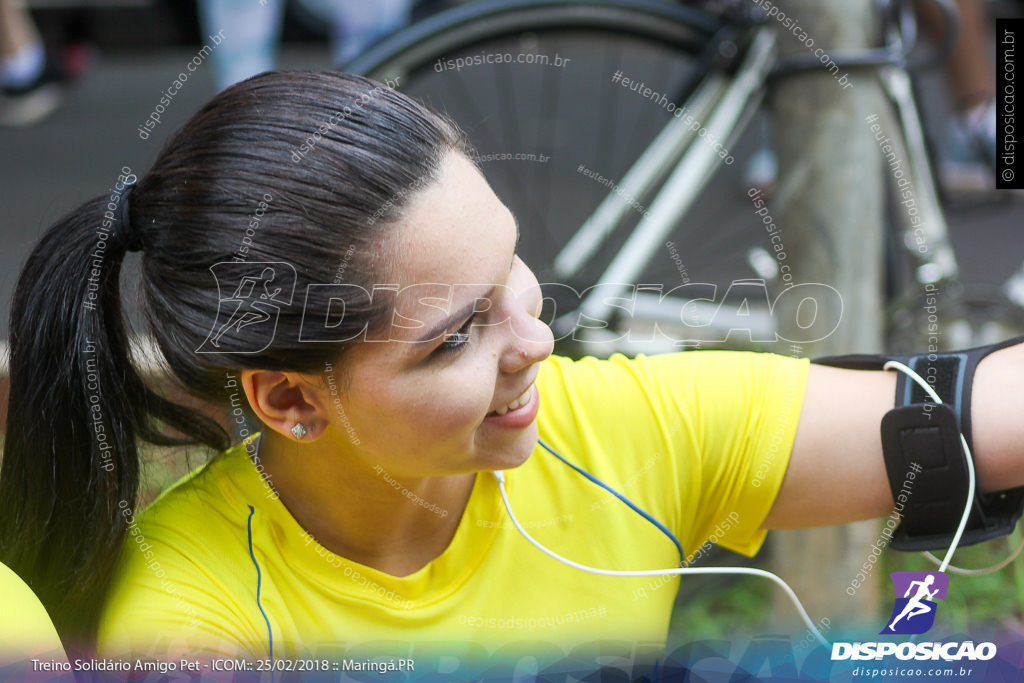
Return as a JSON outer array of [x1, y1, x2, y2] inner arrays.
[[416, 285, 496, 343], [415, 211, 519, 345]]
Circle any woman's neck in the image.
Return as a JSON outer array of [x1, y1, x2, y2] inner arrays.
[[255, 430, 477, 576]]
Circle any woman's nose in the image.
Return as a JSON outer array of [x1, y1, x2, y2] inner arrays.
[[499, 283, 554, 373]]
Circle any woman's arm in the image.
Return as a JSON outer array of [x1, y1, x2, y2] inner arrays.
[[763, 341, 1024, 529]]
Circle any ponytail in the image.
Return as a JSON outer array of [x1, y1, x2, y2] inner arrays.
[[0, 171, 227, 648]]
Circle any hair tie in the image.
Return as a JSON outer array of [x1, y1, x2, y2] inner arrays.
[[115, 183, 144, 253]]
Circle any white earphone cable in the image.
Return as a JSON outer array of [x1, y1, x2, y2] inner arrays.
[[491, 469, 831, 649]]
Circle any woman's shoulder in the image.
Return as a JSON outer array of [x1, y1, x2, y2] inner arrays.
[[99, 440, 270, 658], [110, 438, 271, 586], [133, 439, 263, 536], [537, 349, 797, 396], [534, 350, 809, 469]]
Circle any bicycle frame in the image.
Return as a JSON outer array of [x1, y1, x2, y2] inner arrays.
[[550, 9, 962, 355], [551, 23, 777, 350]]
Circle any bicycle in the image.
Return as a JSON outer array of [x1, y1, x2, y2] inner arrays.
[[346, 0, 1024, 357]]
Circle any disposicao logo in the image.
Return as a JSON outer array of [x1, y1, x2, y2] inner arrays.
[[881, 571, 947, 635], [831, 571, 996, 662]]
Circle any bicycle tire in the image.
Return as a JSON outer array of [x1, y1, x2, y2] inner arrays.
[[346, 0, 779, 353]]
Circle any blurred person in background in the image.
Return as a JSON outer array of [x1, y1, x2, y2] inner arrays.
[[198, 0, 414, 91], [0, 0, 62, 126], [745, 0, 1000, 194]]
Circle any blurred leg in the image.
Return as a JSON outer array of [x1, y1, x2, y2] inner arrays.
[[0, 0, 43, 88], [919, 0, 996, 166], [329, 0, 413, 66], [949, 0, 996, 167], [947, 0, 996, 110], [0, 0, 63, 126], [198, 0, 286, 91]]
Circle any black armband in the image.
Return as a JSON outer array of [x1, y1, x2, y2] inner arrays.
[[812, 335, 1024, 551]]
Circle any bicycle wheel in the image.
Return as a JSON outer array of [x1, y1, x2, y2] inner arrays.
[[347, 0, 778, 354]]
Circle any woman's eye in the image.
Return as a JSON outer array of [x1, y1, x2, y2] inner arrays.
[[438, 318, 474, 355]]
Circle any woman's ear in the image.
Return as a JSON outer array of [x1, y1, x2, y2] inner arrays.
[[241, 369, 328, 441]]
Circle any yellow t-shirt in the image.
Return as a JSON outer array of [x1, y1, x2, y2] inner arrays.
[[0, 561, 68, 668], [98, 351, 808, 665]]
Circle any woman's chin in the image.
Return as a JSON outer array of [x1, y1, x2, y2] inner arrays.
[[477, 425, 539, 472]]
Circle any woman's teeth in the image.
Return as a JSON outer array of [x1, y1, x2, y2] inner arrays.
[[492, 385, 533, 416]]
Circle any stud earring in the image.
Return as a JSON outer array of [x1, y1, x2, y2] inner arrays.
[[290, 423, 308, 439]]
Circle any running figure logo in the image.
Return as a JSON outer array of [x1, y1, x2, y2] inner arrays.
[[880, 571, 948, 635], [197, 262, 297, 353]]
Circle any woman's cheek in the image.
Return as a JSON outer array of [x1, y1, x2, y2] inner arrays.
[[429, 371, 493, 430]]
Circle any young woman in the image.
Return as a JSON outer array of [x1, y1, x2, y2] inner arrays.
[[1, 71, 1022, 670]]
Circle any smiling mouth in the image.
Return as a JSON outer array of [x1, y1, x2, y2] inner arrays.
[[487, 384, 534, 417]]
